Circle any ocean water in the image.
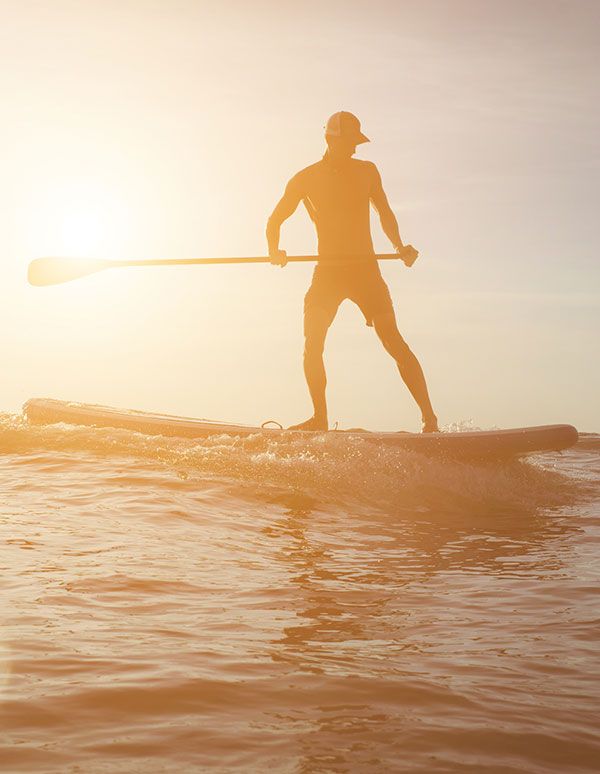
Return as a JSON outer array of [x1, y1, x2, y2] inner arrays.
[[0, 413, 598, 773]]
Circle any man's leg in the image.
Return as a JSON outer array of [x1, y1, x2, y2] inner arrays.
[[373, 311, 439, 432], [289, 307, 335, 431]]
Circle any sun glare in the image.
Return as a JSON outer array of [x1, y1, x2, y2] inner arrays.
[[60, 207, 104, 256], [24, 180, 131, 261]]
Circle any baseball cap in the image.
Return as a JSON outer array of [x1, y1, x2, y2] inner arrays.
[[324, 111, 369, 144]]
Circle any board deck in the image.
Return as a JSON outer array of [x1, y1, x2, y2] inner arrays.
[[23, 398, 579, 460]]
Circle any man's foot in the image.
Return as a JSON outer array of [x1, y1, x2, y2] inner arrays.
[[421, 415, 439, 433], [288, 416, 328, 431]]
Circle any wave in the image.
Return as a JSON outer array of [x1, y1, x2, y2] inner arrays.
[[573, 432, 600, 451], [2, 413, 591, 519]]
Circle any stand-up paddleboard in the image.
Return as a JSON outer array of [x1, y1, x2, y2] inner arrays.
[[23, 398, 578, 460]]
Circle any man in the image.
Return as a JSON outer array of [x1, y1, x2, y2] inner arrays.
[[266, 111, 438, 433]]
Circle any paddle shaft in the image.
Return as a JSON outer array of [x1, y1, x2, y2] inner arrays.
[[113, 253, 403, 267]]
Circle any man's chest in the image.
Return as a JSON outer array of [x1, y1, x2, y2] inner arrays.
[[304, 166, 372, 213]]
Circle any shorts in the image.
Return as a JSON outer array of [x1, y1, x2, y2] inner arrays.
[[303, 261, 394, 327]]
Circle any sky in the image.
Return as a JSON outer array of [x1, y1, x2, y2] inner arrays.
[[1, 0, 598, 431]]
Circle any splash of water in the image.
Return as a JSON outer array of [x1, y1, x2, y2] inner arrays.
[[0, 413, 582, 517]]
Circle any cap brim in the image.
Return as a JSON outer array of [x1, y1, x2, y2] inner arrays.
[[324, 130, 370, 144]]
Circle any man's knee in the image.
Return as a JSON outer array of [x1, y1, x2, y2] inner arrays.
[[304, 332, 326, 360], [303, 309, 332, 358], [374, 315, 411, 358], [383, 333, 412, 359]]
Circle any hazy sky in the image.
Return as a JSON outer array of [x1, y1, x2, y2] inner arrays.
[[2, 0, 598, 430]]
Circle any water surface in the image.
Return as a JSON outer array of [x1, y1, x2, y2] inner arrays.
[[1, 415, 598, 772]]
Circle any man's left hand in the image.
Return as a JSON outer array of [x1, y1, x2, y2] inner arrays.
[[396, 244, 418, 267]]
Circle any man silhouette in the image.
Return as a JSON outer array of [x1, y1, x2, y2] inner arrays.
[[266, 111, 438, 433]]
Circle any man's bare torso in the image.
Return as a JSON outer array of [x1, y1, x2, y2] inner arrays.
[[287, 154, 380, 258]]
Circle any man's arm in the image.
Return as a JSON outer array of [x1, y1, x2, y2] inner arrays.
[[369, 164, 404, 250], [369, 164, 418, 266], [266, 176, 304, 264]]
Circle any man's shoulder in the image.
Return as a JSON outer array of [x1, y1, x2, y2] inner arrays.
[[353, 159, 383, 190], [288, 157, 380, 187], [291, 159, 325, 180], [352, 158, 379, 174], [294, 157, 378, 175], [286, 159, 326, 194]]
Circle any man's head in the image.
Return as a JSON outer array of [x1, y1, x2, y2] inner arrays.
[[324, 111, 369, 158]]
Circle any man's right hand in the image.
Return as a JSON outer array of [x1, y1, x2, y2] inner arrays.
[[269, 249, 288, 267]]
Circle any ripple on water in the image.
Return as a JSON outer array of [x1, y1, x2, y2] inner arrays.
[[0, 418, 598, 772]]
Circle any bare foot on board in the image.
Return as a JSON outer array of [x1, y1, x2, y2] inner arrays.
[[288, 416, 328, 431], [422, 415, 439, 433]]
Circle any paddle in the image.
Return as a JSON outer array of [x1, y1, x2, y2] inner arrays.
[[27, 248, 418, 287]]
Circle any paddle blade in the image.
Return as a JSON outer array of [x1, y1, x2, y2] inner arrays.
[[27, 257, 112, 286]]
